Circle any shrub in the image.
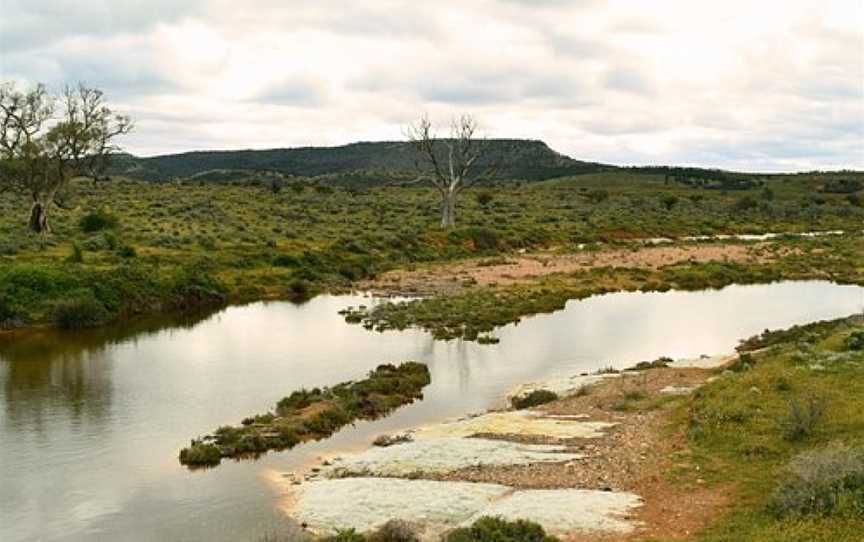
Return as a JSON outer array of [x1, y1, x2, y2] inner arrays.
[[780, 396, 826, 442], [50, 293, 110, 329], [727, 352, 755, 373], [845, 331, 864, 351], [79, 208, 118, 232], [511, 389, 559, 409], [769, 444, 864, 518], [367, 520, 419, 542], [475, 191, 494, 207], [734, 196, 758, 212], [178, 442, 222, 466], [117, 244, 137, 258], [448, 227, 500, 251], [586, 189, 609, 204], [445, 517, 559, 542], [287, 279, 313, 300], [169, 267, 227, 307]]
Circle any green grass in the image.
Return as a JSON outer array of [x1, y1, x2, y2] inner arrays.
[[179, 362, 431, 467], [670, 316, 864, 542]]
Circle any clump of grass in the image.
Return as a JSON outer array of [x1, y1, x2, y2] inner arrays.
[[769, 444, 864, 518], [510, 389, 559, 409], [780, 396, 826, 442], [444, 516, 559, 542]]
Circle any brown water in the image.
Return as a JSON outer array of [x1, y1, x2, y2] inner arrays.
[[1, 280, 863, 542]]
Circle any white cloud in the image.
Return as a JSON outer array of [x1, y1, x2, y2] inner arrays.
[[1, 0, 861, 171]]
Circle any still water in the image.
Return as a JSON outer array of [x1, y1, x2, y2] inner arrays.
[[1, 280, 863, 542]]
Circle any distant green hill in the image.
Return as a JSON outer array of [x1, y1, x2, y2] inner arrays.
[[107, 139, 614, 183]]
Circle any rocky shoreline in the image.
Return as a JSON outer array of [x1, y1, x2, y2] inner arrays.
[[280, 354, 739, 540]]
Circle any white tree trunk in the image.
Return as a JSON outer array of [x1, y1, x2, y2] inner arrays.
[[440, 189, 457, 227]]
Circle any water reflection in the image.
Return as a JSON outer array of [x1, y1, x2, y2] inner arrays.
[[0, 310, 220, 432], [1, 282, 863, 542]]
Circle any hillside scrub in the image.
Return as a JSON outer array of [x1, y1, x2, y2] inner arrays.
[[179, 362, 431, 467]]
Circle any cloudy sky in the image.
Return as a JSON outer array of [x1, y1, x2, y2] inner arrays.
[[1, 0, 862, 171]]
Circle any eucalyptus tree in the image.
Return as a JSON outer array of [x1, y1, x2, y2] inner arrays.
[[0, 82, 132, 234], [406, 114, 497, 227]]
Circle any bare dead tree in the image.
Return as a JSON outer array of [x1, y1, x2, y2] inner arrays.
[[0, 82, 132, 234], [406, 114, 497, 227]]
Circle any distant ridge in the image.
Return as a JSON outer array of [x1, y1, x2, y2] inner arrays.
[[107, 139, 613, 183]]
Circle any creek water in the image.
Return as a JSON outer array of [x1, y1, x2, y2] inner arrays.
[[1, 280, 863, 542]]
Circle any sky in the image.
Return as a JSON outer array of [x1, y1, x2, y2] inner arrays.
[[1, 0, 862, 172]]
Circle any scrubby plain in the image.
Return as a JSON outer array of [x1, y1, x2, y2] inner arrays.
[[0, 170, 862, 331]]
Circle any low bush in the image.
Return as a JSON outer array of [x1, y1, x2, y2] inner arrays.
[[845, 331, 864, 351], [769, 444, 864, 518], [168, 266, 227, 308], [366, 520, 419, 542], [511, 389, 559, 409], [286, 279, 313, 301], [117, 244, 137, 258], [445, 516, 559, 542], [780, 396, 826, 442], [50, 292, 110, 329], [79, 208, 119, 232], [178, 442, 222, 467], [448, 227, 500, 251]]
